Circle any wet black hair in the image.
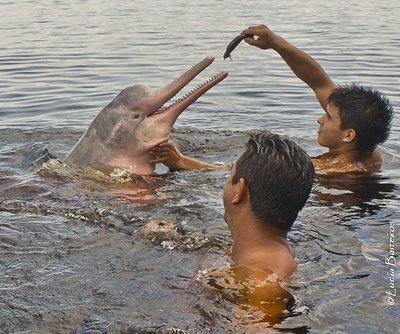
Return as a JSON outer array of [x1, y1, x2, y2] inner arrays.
[[328, 84, 393, 153], [232, 132, 314, 231]]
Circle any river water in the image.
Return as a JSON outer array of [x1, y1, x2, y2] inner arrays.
[[1, 0, 399, 333]]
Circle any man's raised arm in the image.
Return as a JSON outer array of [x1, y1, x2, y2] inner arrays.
[[242, 24, 336, 110]]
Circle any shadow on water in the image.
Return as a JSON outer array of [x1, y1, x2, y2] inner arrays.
[[1, 127, 399, 333], [314, 172, 398, 218]]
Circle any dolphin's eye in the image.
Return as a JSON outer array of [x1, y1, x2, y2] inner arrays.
[[132, 111, 141, 120]]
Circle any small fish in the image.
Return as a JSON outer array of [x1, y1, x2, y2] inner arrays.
[[223, 33, 254, 60]]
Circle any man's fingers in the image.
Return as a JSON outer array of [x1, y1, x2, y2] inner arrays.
[[244, 37, 257, 45], [241, 25, 262, 35], [150, 147, 170, 156], [149, 155, 166, 163], [146, 137, 170, 151]]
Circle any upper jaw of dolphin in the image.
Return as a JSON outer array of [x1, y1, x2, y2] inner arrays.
[[146, 56, 228, 119]]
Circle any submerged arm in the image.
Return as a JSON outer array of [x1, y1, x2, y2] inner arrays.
[[242, 24, 336, 111]]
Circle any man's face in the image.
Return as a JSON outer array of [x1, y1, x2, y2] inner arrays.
[[317, 103, 349, 151]]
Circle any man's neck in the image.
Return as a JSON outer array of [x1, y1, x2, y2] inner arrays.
[[228, 213, 296, 281]]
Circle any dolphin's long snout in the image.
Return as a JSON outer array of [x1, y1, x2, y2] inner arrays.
[[150, 57, 228, 121]]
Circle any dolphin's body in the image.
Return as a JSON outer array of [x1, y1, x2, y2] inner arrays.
[[65, 57, 228, 175]]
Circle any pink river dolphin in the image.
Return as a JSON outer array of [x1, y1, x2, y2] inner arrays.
[[65, 57, 228, 175]]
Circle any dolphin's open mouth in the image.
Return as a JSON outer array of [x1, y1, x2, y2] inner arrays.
[[148, 57, 228, 119], [152, 71, 228, 116]]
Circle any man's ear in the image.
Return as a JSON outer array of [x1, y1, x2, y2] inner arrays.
[[232, 177, 247, 204], [342, 128, 356, 143]]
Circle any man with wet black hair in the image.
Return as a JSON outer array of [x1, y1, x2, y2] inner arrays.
[[222, 132, 314, 280], [240, 24, 393, 173], [179, 132, 314, 326]]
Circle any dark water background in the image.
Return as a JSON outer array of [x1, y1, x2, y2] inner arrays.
[[1, 0, 399, 333]]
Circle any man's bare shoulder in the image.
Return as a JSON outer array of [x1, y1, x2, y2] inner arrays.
[[312, 155, 364, 174], [312, 149, 382, 175]]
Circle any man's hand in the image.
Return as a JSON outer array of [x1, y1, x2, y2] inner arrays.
[[241, 24, 279, 50], [150, 141, 229, 171], [149, 141, 186, 171]]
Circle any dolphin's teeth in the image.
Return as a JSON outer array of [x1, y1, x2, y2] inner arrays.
[[156, 71, 226, 114]]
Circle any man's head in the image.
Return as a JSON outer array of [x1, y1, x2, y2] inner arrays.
[[223, 132, 314, 233], [318, 84, 393, 153]]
